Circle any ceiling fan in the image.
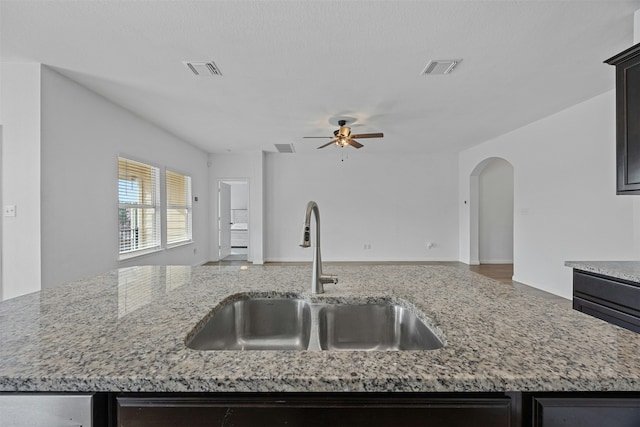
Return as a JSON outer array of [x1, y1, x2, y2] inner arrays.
[[304, 120, 384, 149]]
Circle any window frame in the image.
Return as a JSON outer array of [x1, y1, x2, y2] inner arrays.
[[165, 168, 193, 248], [117, 156, 162, 260]]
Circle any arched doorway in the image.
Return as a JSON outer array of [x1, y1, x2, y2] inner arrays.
[[469, 157, 514, 266]]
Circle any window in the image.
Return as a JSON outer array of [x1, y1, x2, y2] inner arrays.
[[166, 170, 192, 246], [118, 157, 161, 257]]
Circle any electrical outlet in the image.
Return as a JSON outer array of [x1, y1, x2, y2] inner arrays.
[[363, 244, 372, 250], [426, 242, 435, 249], [3, 205, 16, 217]]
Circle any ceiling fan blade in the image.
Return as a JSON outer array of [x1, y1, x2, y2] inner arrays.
[[303, 136, 333, 138], [349, 139, 364, 149], [317, 139, 337, 149], [350, 132, 384, 139]]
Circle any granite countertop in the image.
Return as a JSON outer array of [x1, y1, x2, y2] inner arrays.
[[566, 260, 640, 283], [2, 264, 640, 393]]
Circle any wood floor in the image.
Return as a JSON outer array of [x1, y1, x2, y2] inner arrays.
[[467, 263, 514, 284]]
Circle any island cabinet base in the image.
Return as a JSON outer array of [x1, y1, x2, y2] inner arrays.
[[525, 393, 640, 427], [572, 270, 640, 333], [113, 392, 640, 427], [116, 393, 518, 427]]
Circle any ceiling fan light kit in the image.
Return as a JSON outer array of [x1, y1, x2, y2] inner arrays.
[[303, 119, 383, 150]]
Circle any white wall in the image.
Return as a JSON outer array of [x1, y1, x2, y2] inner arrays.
[[635, 9, 640, 44], [459, 91, 637, 298], [229, 182, 248, 210], [209, 152, 264, 263], [0, 63, 42, 300], [264, 150, 459, 262], [40, 67, 210, 289], [479, 158, 514, 264], [0, 127, 3, 300]]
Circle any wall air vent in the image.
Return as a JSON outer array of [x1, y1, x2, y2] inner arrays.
[[275, 144, 295, 154], [421, 59, 462, 75], [184, 61, 223, 76]]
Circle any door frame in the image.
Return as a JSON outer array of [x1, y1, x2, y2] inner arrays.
[[217, 178, 250, 261], [218, 181, 232, 260]]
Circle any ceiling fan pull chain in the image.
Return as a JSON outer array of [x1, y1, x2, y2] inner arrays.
[[340, 147, 349, 162]]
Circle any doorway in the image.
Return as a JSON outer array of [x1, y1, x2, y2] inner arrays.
[[469, 157, 514, 266], [218, 179, 249, 261]]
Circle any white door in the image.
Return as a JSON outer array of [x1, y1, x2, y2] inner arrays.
[[218, 182, 232, 259]]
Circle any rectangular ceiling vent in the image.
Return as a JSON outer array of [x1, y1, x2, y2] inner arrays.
[[184, 61, 223, 76], [275, 143, 295, 154], [421, 59, 462, 75]]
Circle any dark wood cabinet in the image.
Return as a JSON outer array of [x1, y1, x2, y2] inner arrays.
[[81, 391, 640, 426], [605, 42, 640, 194], [116, 393, 517, 427], [572, 270, 640, 333], [528, 395, 640, 427]]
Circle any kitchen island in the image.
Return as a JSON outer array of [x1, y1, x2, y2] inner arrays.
[[2, 264, 640, 425], [567, 261, 640, 334]]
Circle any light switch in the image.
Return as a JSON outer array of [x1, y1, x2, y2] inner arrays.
[[3, 205, 16, 217]]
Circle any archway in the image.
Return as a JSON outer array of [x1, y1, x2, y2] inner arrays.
[[469, 157, 514, 266]]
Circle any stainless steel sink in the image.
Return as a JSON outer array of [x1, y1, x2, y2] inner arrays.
[[187, 297, 443, 351], [318, 303, 443, 351], [186, 298, 311, 350]]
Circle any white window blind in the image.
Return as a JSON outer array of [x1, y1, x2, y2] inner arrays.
[[166, 170, 192, 246], [118, 157, 161, 257]]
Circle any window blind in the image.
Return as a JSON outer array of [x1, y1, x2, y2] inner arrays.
[[166, 170, 192, 246], [118, 157, 161, 256]]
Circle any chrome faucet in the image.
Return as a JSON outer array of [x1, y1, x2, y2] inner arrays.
[[299, 201, 338, 294]]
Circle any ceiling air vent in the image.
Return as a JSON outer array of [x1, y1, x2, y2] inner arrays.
[[275, 144, 295, 154], [421, 59, 462, 75], [184, 61, 223, 76]]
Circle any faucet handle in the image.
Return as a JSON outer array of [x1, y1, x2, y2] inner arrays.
[[320, 274, 338, 285]]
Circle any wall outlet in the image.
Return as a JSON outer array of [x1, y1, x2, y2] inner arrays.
[[426, 242, 435, 249], [363, 244, 372, 250], [3, 205, 16, 217]]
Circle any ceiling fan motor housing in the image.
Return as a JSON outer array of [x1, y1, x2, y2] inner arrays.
[[337, 127, 351, 138], [336, 120, 351, 138]]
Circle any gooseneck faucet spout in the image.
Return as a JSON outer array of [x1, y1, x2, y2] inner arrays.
[[299, 201, 338, 294]]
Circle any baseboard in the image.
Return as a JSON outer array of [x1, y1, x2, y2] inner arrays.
[[478, 259, 513, 264]]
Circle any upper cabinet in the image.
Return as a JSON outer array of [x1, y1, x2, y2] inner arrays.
[[606, 43, 640, 194]]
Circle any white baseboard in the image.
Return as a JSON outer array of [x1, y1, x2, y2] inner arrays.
[[478, 259, 513, 264]]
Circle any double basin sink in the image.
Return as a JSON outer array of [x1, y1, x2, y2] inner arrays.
[[186, 296, 444, 351]]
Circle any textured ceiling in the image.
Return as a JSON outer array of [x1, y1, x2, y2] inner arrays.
[[2, 0, 639, 154]]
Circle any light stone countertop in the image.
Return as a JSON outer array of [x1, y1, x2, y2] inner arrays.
[[2, 264, 640, 393], [565, 260, 640, 283]]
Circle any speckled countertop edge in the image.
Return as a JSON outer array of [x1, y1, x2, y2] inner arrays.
[[2, 264, 640, 393], [565, 261, 640, 283]]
